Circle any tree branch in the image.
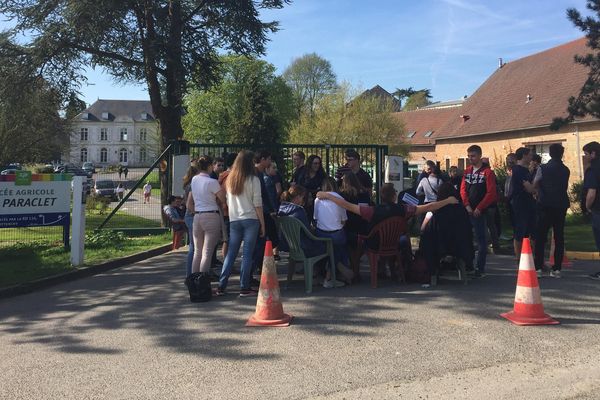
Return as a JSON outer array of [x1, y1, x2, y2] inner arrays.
[[182, 0, 209, 25]]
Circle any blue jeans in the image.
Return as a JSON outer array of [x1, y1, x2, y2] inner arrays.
[[219, 219, 260, 290], [316, 228, 348, 270], [184, 213, 194, 277], [470, 215, 487, 273]]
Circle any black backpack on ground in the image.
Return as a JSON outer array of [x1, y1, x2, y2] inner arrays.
[[185, 272, 212, 302]]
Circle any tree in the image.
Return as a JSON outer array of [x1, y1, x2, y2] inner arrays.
[[402, 89, 432, 111], [289, 83, 407, 154], [0, 0, 289, 205], [282, 53, 337, 118], [551, 0, 600, 129], [393, 87, 416, 108], [64, 93, 87, 121], [183, 55, 295, 144], [0, 36, 70, 165]]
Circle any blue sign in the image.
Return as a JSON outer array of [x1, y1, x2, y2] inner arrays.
[[0, 212, 70, 229]]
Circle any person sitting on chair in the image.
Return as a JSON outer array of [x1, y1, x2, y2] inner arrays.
[[420, 182, 474, 282]]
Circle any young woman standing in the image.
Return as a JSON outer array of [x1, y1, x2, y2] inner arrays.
[[217, 151, 266, 297]]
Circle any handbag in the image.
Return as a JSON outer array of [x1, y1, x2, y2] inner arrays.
[[185, 272, 212, 302]]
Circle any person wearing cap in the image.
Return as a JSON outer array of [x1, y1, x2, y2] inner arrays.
[[335, 148, 373, 193]]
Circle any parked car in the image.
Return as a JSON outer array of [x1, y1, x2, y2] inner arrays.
[[82, 162, 96, 177], [93, 179, 118, 202], [56, 165, 92, 194], [1, 169, 18, 175]]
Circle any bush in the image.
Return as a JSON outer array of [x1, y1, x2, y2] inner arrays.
[[569, 181, 585, 215], [85, 230, 130, 249], [86, 196, 111, 214]]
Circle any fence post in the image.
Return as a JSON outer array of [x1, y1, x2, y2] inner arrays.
[[325, 144, 331, 176], [71, 176, 86, 266], [171, 140, 190, 197]]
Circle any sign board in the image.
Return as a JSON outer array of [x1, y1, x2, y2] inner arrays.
[[384, 155, 405, 193], [0, 174, 71, 229]]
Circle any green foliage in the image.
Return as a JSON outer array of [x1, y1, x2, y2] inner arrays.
[[552, 0, 600, 129], [569, 180, 585, 214], [85, 230, 130, 249], [183, 55, 295, 145], [289, 83, 407, 153], [282, 53, 337, 118], [402, 89, 433, 111], [86, 196, 111, 215]]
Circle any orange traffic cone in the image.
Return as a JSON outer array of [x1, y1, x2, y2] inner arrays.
[[246, 241, 293, 327], [547, 232, 573, 268], [501, 238, 559, 326]]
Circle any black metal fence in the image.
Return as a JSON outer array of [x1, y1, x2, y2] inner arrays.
[[189, 143, 388, 201]]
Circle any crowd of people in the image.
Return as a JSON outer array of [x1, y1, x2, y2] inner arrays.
[[166, 140, 600, 300]]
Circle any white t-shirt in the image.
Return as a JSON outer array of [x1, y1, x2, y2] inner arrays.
[[227, 176, 262, 222], [314, 192, 347, 231], [143, 183, 152, 194], [191, 173, 221, 212]]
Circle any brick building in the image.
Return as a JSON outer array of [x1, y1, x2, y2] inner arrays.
[[397, 38, 596, 183]]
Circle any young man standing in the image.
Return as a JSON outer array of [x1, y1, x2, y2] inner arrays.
[[533, 144, 570, 278], [252, 150, 274, 280], [460, 145, 498, 277], [335, 148, 373, 192], [209, 157, 225, 180], [583, 141, 600, 280], [290, 151, 306, 186], [510, 147, 536, 260]]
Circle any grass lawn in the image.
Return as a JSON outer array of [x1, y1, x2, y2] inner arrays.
[[0, 233, 171, 288]]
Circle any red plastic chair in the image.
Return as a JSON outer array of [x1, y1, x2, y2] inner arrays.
[[357, 216, 408, 288]]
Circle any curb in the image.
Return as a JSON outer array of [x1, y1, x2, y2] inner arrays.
[[566, 251, 600, 261], [0, 244, 173, 300]]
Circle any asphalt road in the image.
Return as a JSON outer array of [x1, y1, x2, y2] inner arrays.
[[1, 252, 600, 399]]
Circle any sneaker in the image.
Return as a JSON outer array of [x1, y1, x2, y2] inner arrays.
[[322, 279, 345, 288], [588, 272, 600, 280], [239, 289, 258, 297], [214, 288, 226, 296], [550, 270, 561, 278], [474, 270, 485, 278], [536, 269, 543, 278]]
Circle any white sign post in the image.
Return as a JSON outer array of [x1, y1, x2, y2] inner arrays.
[[385, 155, 405, 193], [71, 176, 86, 266]]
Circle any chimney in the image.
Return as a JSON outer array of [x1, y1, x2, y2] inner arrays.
[[498, 58, 504, 68]]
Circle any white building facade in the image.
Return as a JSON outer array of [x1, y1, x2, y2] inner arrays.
[[69, 99, 159, 167]]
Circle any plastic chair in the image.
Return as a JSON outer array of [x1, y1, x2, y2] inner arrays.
[[277, 216, 336, 293], [357, 216, 408, 288]]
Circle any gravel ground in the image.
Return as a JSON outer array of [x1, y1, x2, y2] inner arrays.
[[1, 249, 600, 399]]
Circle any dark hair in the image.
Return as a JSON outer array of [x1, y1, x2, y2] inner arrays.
[[281, 185, 307, 203], [425, 160, 440, 175], [321, 176, 338, 192], [293, 151, 306, 160], [531, 154, 542, 164], [449, 166, 458, 173], [437, 182, 458, 201], [168, 195, 179, 204], [253, 149, 271, 164], [583, 141, 600, 155], [345, 148, 361, 160], [306, 154, 324, 171], [380, 183, 397, 204], [225, 152, 237, 168], [549, 144, 564, 159], [467, 145, 482, 155], [515, 147, 531, 161], [339, 172, 363, 200], [197, 155, 213, 171], [213, 157, 224, 164]]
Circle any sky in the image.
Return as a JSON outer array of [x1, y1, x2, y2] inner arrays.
[[1, 0, 591, 105]]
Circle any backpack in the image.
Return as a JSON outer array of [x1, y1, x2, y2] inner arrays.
[[185, 272, 212, 302]]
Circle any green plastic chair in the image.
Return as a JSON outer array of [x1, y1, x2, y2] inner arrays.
[[277, 216, 336, 293]]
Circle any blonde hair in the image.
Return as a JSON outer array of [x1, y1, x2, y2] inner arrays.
[[226, 150, 255, 196]]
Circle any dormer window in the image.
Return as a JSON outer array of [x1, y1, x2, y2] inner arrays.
[[140, 112, 148, 120], [81, 112, 89, 120], [102, 111, 109, 120], [424, 130, 434, 138]]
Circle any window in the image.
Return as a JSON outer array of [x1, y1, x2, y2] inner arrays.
[[120, 128, 128, 141], [80, 128, 88, 141], [119, 148, 128, 163], [139, 128, 147, 142], [458, 158, 465, 172], [80, 148, 88, 163], [100, 128, 108, 141], [406, 131, 416, 138], [424, 130, 434, 138], [100, 148, 108, 163], [139, 147, 147, 163], [445, 159, 450, 172]]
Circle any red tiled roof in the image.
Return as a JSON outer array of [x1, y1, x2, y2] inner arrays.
[[394, 106, 461, 145], [437, 37, 594, 139]]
